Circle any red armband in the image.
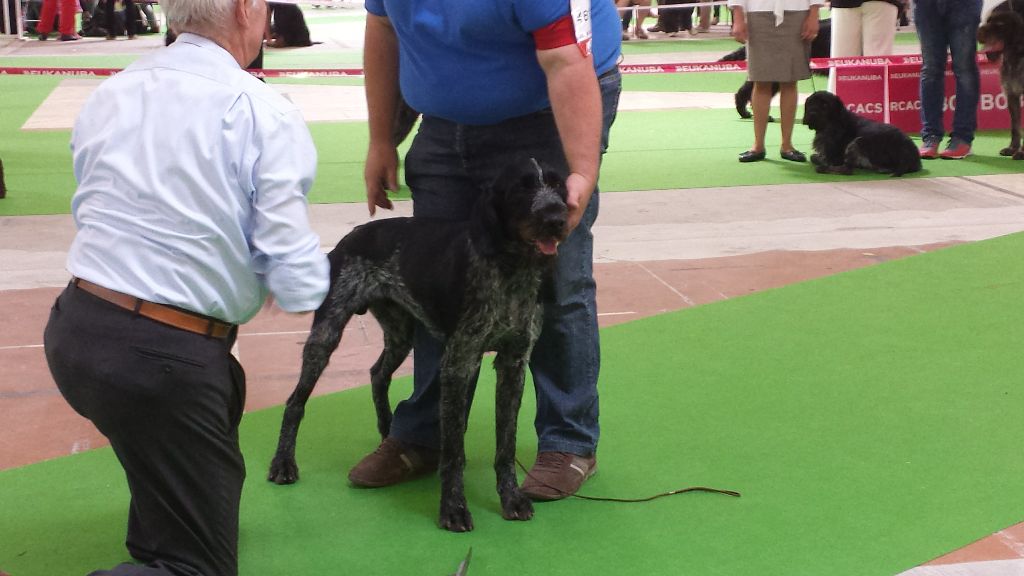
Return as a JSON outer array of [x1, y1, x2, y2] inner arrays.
[[532, 14, 576, 50]]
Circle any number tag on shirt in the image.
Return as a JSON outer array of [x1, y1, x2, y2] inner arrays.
[[571, 0, 592, 57]]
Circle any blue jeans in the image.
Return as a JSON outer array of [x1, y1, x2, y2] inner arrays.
[[388, 68, 621, 457], [913, 0, 982, 144]]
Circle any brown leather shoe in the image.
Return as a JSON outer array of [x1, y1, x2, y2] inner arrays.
[[348, 437, 440, 488], [519, 452, 597, 501]]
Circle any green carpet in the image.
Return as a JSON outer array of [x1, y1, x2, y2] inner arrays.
[[2, 70, 1021, 216], [1, 27, 1022, 217], [2, 232, 1023, 575]]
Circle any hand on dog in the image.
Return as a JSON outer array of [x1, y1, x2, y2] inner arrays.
[[365, 142, 398, 216]]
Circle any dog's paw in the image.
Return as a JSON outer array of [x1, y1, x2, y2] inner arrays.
[[500, 488, 534, 522], [267, 454, 300, 485], [999, 146, 1019, 157], [439, 497, 474, 532]]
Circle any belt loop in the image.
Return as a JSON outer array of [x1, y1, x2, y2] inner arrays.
[[133, 299, 143, 315], [206, 319, 215, 338]]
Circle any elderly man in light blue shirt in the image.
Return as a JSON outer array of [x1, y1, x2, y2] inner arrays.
[[42, 0, 329, 572]]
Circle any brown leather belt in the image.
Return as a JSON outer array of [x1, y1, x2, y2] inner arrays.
[[72, 277, 235, 339]]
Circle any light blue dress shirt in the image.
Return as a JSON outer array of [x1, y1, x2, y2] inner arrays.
[[68, 33, 330, 324]]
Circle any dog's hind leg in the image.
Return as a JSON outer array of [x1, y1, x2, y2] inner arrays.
[[437, 340, 484, 532], [839, 137, 871, 175], [735, 82, 754, 119], [1003, 92, 1022, 159], [367, 304, 415, 439], [268, 307, 354, 485], [492, 348, 534, 522]]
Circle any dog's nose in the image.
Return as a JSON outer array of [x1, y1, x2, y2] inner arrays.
[[539, 199, 568, 233], [545, 211, 567, 235], [532, 188, 568, 232]]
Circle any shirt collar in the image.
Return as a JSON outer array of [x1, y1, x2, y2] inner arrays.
[[175, 32, 243, 70]]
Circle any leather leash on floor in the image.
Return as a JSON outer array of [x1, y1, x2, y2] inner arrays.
[[515, 459, 741, 503], [449, 547, 471, 576]]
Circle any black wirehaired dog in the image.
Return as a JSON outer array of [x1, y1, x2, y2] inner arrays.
[[721, 19, 832, 120], [267, 158, 569, 532], [802, 90, 921, 176], [978, 10, 1024, 160]]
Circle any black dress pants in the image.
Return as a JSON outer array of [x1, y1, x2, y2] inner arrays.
[[44, 283, 246, 576], [659, 0, 693, 33], [104, 0, 140, 37]]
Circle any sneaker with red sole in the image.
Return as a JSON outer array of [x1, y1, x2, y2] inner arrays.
[[940, 138, 972, 159], [918, 138, 941, 159], [519, 451, 597, 501]]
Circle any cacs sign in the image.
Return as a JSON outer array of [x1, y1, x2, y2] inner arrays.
[[834, 61, 1011, 132]]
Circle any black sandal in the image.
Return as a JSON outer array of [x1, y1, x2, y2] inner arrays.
[[780, 149, 807, 163], [738, 149, 766, 163]]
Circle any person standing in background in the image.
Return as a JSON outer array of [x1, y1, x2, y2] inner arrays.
[[914, 0, 983, 159], [618, 0, 652, 39], [729, 0, 823, 163], [36, 0, 79, 40], [828, 0, 900, 91]]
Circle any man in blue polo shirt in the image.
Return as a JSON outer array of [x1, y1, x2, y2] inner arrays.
[[351, 0, 622, 500]]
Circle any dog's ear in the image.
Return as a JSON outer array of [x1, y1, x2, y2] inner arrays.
[[470, 184, 504, 257], [541, 168, 569, 204], [817, 91, 838, 111]]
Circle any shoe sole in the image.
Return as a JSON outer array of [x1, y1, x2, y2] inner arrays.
[[348, 465, 437, 488]]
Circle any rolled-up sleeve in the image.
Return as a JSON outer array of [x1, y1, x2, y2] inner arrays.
[[248, 110, 330, 313]]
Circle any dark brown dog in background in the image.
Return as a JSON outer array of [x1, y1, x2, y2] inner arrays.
[[978, 9, 1024, 160]]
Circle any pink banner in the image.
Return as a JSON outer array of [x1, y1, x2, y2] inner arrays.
[[835, 60, 1010, 133]]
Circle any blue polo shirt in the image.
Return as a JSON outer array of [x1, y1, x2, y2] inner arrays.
[[364, 0, 621, 125]]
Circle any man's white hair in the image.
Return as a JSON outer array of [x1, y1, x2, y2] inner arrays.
[[160, 0, 258, 36]]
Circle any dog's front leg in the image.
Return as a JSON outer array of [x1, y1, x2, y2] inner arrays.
[[493, 349, 534, 522], [269, 317, 347, 484], [437, 343, 482, 532]]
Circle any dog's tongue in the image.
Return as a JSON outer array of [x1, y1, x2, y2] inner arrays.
[[536, 239, 559, 255]]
